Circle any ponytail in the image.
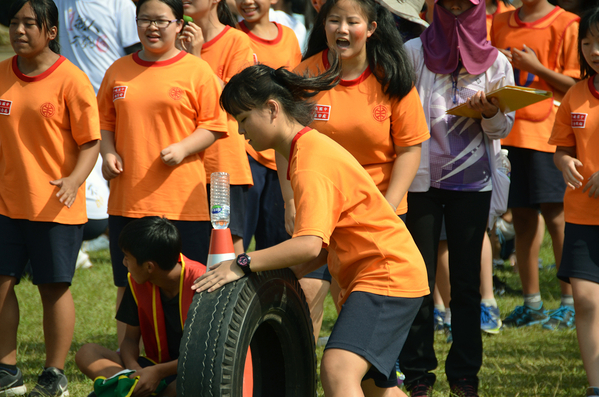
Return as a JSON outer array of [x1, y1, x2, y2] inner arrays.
[[221, 56, 341, 126], [304, 0, 414, 101], [217, 0, 237, 28]]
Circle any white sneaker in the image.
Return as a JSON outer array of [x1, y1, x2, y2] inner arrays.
[[76, 249, 93, 270]]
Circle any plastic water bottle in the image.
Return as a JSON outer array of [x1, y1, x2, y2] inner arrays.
[[497, 148, 511, 179], [210, 172, 230, 229]]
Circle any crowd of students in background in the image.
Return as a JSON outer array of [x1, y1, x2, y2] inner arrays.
[[1, 0, 599, 395]]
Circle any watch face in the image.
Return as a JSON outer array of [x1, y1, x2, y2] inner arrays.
[[238, 256, 249, 266]]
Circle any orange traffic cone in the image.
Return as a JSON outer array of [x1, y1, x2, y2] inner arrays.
[[206, 228, 236, 269]]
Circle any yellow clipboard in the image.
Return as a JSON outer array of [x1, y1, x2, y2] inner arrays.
[[446, 86, 553, 119]]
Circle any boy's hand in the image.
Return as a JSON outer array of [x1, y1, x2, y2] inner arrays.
[[130, 366, 162, 397], [161, 143, 187, 166], [499, 48, 512, 62], [466, 91, 500, 118], [192, 259, 245, 293], [178, 22, 204, 57], [49, 176, 79, 208], [559, 155, 584, 190], [511, 44, 542, 75], [583, 171, 599, 198], [102, 152, 123, 180]]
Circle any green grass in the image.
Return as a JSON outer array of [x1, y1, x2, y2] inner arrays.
[[13, 232, 586, 396]]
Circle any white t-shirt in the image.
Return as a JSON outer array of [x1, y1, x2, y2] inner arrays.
[[55, 0, 139, 93], [86, 157, 109, 220]]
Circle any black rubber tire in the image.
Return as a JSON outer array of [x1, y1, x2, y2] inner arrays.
[[177, 268, 316, 397]]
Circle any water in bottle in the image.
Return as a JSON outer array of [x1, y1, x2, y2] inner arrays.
[[210, 172, 230, 229], [497, 148, 511, 179]]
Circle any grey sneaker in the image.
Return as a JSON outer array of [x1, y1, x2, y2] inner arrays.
[[502, 304, 548, 328], [543, 305, 575, 330], [0, 366, 26, 395], [29, 367, 69, 397]]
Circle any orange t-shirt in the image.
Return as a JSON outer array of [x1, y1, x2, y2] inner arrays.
[[491, 7, 580, 153], [240, 21, 302, 170], [0, 56, 100, 224], [549, 76, 599, 225], [290, 128, 429, 306], [201, 26, 254, 186], [97, 51, 228, 221], [486, 2, 515, 41], [294, 50, 430, 215]]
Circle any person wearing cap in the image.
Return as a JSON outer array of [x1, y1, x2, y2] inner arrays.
[[399, 0, 515, 395]]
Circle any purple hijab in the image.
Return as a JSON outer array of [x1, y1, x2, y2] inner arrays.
[[420, 0, 498, 75]]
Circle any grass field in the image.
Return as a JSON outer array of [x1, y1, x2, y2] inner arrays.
[[13, 231, 585, 396]]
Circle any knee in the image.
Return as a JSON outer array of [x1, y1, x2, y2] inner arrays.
[[75, 343, 102, 371]]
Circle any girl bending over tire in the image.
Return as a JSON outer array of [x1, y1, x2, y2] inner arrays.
[[192, 62, 429, 397]]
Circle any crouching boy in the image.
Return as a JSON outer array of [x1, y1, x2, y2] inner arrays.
[[76, 216, 206, 397]]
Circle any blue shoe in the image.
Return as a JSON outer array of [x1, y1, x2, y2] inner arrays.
[[480, 303, 502, 334], [434, 308, 445, 332], [587, 386, 599, 396], [542, 305, 575, 330], [502, 304, 548, 328], [444, 323, 453, 343]]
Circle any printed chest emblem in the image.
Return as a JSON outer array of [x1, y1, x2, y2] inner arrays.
[[372, 105, 388, 122], [313, 105, 330, 121], [113, 86, 127, 101], [169, 87, 184, 100], [571, 113, 587, 128], [0, 100, 12, 115], [40, 102, 55, 118]]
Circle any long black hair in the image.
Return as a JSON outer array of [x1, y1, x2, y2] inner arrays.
[[217, 0, 237, 27], [579, 7, 599, 80], [136, 0, 184, 20], [8, 0, 60, 54], [304, 0, 414, 101], [220, 57, 341, 126]]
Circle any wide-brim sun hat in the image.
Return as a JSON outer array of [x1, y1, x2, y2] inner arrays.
[[376, 0, 429, 27]]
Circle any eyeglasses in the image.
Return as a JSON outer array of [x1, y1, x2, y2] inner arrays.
[[136, 18, 180, 29]]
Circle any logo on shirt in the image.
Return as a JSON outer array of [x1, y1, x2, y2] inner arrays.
[[571, 113, 587, 128], [252, 53, 258, 65], [372, 105, 388, 122], [0, 100, 12, 116], [313, 105, 330, 121], [113, 86, 128, 101], [40, 102, 55, 118], [169, 87, 184, 100]]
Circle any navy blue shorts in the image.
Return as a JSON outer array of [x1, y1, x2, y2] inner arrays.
[[304, 265, 332, 282], [109, 216, 211, 287], [0, 215, 83, 285], [557, 223, 599, 284], [207, 184, 248, 239], [504, 146, 566, 208], [325, 291, 423, 388]]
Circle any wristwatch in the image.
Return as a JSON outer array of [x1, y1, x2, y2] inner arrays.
[[236, 253, 252, 276]]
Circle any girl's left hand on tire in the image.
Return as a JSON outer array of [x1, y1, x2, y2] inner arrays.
[[192, 259, 244, 293]]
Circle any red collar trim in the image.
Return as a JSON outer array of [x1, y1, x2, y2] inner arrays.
[[133, 50, 186, 67], [203, 25, 231, 50], [239, 21, 283, 45], [588, 75, 599, 100], [287, 126, 312, 180], [12, 55, 66, 82], [513, 6, 561, 28], [322, 49, 371, 87]]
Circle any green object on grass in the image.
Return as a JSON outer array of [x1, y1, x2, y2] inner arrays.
[[93, 370, 167, 397]]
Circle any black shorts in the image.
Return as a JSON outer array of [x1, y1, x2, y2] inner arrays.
[[207, 184, 248, 239], [109, 216, 211, 287], [557, 223, 599, 284], [325, 291, 422, 388], [304, 265, 332, 282], [505, 146, 566, 208], [0, 215, 83, 285]]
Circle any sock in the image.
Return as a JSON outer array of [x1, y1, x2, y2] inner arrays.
[[587, 386, 599, 396], [44, 367, 64, 374], [481, 298, 498, 308], [0, 364, 18, 375], [523, 293, 543, 310], [434, 304, 445, 312], [444, 308, 452, 325], [561, 294, 574, 307]]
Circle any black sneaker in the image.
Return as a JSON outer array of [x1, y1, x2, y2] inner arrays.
[[409, 382, 434, 396], [450, 378, 479, 397], [0, 366, 26, 395], [29, 367, 69, 397]]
